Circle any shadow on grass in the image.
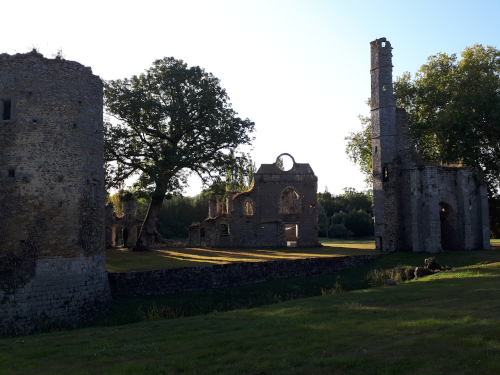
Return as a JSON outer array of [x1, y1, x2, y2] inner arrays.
[[2, 263, 500, 375]]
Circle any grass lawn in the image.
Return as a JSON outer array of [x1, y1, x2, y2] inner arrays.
[[106, 237, 376, 272], [2, 258, 500, 374]]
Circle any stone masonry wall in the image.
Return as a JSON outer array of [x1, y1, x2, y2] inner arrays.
[[0, 50, 111, 332], [371, 38, 490, 253], [0, 254, 110, 333], [200, 154, 319, 248], [108, 255, 381, 297]]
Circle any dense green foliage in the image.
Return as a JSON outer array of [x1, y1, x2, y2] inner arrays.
[[331, 209, 374, 236], [344, 109, 373, 185], [346, 44, 500, 192], [317, 187, 373, 237], [395, 44, 500, 190], [157, 193, 209, 239], [104, 57, 255, 246]]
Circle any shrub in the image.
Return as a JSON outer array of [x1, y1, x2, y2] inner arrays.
[[331, 209, 374, 236], [328, 224, 354, 237], [365, 264, 415, 287]]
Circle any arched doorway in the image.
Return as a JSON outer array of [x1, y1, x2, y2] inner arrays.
[[285, 223, 298, 247], [439, 202, 458, 250], [111, 225, 125, 247]]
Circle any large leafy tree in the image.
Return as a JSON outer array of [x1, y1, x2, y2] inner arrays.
[[346, 44, 500, 191], [104, 57, 255, 248]]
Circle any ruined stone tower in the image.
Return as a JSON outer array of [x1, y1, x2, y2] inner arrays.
[[371, 38, 490, 253], [371, 38, 399, 251], [0, 50, 111, 332]]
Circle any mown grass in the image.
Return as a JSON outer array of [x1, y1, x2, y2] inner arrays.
[[2, 259, 500, 374], [106, 237, 376, 272], [96, 248, 500, 327]]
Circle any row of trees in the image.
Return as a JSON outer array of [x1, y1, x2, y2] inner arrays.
[[318, 188, 373, 237]]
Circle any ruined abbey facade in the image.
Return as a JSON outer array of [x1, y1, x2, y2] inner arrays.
[[188, 154, 319, 248], [0, 51, 111, 332], [371, 38, 490, 253]]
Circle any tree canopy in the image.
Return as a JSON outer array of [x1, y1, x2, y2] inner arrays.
[[346, 44, 500, 191], [104, 57, 255, 248]]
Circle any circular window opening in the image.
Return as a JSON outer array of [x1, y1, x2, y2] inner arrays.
[[276, 153, 295, 171]]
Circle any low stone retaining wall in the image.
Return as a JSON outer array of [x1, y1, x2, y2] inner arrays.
[[108, 255, 382, 297]]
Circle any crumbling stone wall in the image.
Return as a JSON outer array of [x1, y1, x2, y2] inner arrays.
[[105, 200, 143, 248], [371, 38, 490, 253], [190, 154, 319, 248], [109, 254, 382, 297], [0, 50, 111, 333]]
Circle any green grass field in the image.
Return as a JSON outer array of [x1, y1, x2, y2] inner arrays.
[[2, 240, 500, 374], [106, 237, 376, 272], [2, 256, 500, 374]]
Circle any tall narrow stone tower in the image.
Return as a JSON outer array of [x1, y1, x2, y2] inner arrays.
[[371, 38, 399, 252]]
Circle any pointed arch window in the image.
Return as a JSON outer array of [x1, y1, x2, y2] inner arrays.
[[281, 188, 299, 214]]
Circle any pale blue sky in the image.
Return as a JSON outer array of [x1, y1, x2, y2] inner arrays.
[[4, 0, 500, 196]]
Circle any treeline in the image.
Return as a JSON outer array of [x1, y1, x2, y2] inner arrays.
[[108, 187, 374, 239], [318, 187, 374, 237]]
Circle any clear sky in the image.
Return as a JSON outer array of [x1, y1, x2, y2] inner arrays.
[[4, 0, 500, 196]]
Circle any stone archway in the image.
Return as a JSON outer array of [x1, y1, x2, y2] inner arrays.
[[111, 225, 124, 247], [439, 202, 458, 250]]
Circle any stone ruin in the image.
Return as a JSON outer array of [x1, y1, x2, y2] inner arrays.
[[105, 199, 143, 248], [188, 154, 320, 248], [371, 38, 490, 253], [0, 39, 493, 333], [0, 50, 111, 332]]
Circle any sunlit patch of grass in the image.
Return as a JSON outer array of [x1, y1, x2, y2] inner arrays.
[[106, 238, 378, 272]]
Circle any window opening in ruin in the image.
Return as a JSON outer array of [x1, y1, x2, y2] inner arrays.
[[123, 228, 129, 247], [382, 85, 386, 92], [218, 202, 227, 214], [220, 223, 229, 236], [276, 153, 295, 171], [383, 166, 389, 182], [2, 100, 11, 120], [245, 201, 254, 216], [439, 202, 458, 250], [8, 169, 15, 177], [375, 146, 378, 153], [281, 188, 299, 214], [32, 119, 38, 124], [285, 223, 298, 246], [381, 42, 386, 47]]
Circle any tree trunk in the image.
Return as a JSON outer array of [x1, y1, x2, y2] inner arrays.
[[136, 189, 166, 249]]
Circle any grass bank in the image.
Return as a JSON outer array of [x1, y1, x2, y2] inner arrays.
[[96, 248, 500, 327], [1, 259, 500, 374]]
